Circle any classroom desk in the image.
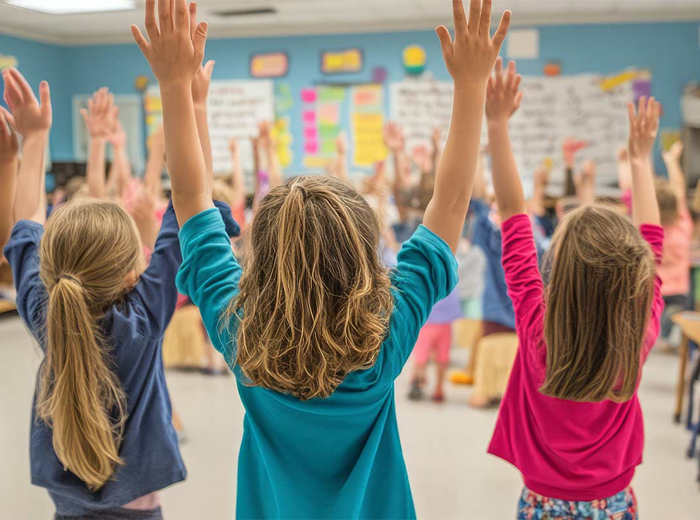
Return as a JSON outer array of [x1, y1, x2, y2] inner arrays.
[[672, 312, 700, 423]]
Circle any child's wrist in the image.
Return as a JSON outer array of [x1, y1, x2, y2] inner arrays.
[[22, 131, 49, 145]]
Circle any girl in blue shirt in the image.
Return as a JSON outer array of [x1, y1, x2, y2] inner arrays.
[[2, 68, 238, 518], [132, 0, 511, 518]]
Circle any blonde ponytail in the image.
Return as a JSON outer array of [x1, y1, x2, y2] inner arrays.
[[37, 199, 140, 490]]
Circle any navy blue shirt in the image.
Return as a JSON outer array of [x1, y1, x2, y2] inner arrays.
[[4, 201, 239, 516]]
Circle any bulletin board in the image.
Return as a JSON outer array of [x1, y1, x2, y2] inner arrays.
[[391, 70, 651, 191]]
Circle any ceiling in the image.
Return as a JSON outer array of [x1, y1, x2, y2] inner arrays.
[[0, 0, 699, 45]]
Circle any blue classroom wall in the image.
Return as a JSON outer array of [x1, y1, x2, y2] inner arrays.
[[1, 21, 699, 174]]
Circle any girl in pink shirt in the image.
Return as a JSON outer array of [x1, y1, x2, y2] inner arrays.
[[484, 59, 664, 519]]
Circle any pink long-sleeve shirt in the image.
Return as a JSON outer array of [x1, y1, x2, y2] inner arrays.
[[488, 214, 664, 501]]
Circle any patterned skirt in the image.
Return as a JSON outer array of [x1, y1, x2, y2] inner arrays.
[[517, 487, 637, 520]]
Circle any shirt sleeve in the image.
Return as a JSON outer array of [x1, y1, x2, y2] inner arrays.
[[388, 225, 458, 369], [130, 200, 240, 342], [501, 214, 545, 340], [639, 224, 665, 362], [3, 221, 48, 344], [176, 208, 242, 365]]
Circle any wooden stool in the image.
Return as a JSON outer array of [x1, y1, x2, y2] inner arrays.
[[472, 333, 518, 402]]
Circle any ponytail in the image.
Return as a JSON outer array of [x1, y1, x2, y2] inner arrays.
[[36, 275, 126, 491]]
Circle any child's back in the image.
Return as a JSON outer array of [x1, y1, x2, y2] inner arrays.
[[177, 176, 457, 518]]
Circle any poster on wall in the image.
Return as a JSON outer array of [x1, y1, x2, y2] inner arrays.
[[321, 49, 363, 75], [145, 80, 275, 188], [350, 85, 387, 167], [301, 86, 345, 169], [391, 71, 649, 190], [250, 52, 289, 78]]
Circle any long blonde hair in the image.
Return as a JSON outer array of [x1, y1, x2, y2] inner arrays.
[[226, 175, 394, 401], [542, 205, 656, 403], [37, 199, 141, 490]]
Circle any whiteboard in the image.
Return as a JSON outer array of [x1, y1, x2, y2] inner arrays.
[[391, 72, 639, 192]]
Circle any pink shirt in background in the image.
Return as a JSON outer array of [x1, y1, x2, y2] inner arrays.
[[657, 208, 692, 297], [488, 214, 664, 501]]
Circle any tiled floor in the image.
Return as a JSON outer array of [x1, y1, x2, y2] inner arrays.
[[0, 314, 698, 520]]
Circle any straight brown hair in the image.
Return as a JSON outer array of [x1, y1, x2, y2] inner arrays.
[[542, 205, 656, 403], [37, 199, 140, 490]]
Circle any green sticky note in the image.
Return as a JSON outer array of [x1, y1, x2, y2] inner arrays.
[[318, 87, 345, 103]]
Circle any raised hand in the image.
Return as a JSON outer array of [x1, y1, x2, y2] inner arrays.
[[627, 96, 661, 160], [336, 131, 348, 156], [189, 2, 215, 107], [132, 0, 208, 88], [436, 0, 511, 86], [663, 140, 683, 164], [486, 58, 523, 124], [2, 69, 52, 138], [81, 88, 117, 139], [627, 96, 661, 227], [0, 108, 19, 161], [229, 136, 239, 157], [575, 159, 596, 206], [562, 137, 588, 168], [108, 120, 127, 149], [383, 122, 405, 152]]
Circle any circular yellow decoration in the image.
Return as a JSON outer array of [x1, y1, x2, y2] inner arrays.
[[403, 45, 427, 74]]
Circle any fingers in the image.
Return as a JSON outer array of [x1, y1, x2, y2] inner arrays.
[[491, 10, 511, 49], [494, 57, 504, 89], [9, 69, 36, 103], [174, 0, 189, 30], [132, 25, 151, 56], [192, 21, 209, 60], [627, 102, 637, 129], [80, 107, 89, 124], [435, 25, 453, 61], [479, 0, 492, 38], [189, 1, 197, 40], [158, 0, 173, 33], [39, 81, 52, 119], [467, 0, 481, 34], [144, 0, 159, 41], [0, 106, 16, 129], [203, 60, 216, 80], [513, 89, 524, 112], [452, 0, 467, 37]]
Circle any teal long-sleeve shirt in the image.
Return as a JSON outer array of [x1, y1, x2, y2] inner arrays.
[[176, 208, 458, 520]]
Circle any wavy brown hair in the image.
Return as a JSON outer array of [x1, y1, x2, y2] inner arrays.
[[542, 205, 656, 403], [224, 175, 393, 401], [37, 199, 140, 490]]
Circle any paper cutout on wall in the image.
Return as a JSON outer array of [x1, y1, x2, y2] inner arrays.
[[250, 52, 289, 78], [544, 61, 561, 77], [273, 83, 294, 168], [507, 29, 540, 59], [372, 66, 388, 84], [0, 54, 18, 70], [351, 85, 387, 167], [301, 86, 344, 168], [321, 49, 363, 74], [403, 45, 426, 75]]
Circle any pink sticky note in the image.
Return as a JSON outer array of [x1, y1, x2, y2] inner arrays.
[[301, 88, 317, 104], [303, 110, 317, 125], [305, 140, 319, 154], [304, 127, 319, 140]]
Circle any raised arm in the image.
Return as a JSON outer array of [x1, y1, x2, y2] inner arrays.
[[0, 108, 19, 256], [260, 121, 283, 189], [107, 120, 134, 199], [628, 96, 661, 228], [81, 88, 116, 200], [575, 159, 597, 207], [190, 1, 215, 193], [383, 122, 412, 222], [662, 140, 686, 211], [330, 131, 349, 181], [562, 137, 587, 197], [132, 0, 213, 226], [485, 58, 525, 221], [4, 69, 51, 224], [228, 137, 246, 208], [424, 0, 511, 252], [528, 161, 550, 216], [144, 124, 166, 199]]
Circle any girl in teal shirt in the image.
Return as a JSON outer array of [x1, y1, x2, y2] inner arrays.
[[131, 0, 511, 517]]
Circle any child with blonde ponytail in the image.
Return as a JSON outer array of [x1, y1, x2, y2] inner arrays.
[[2, 68, 239, 518]]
